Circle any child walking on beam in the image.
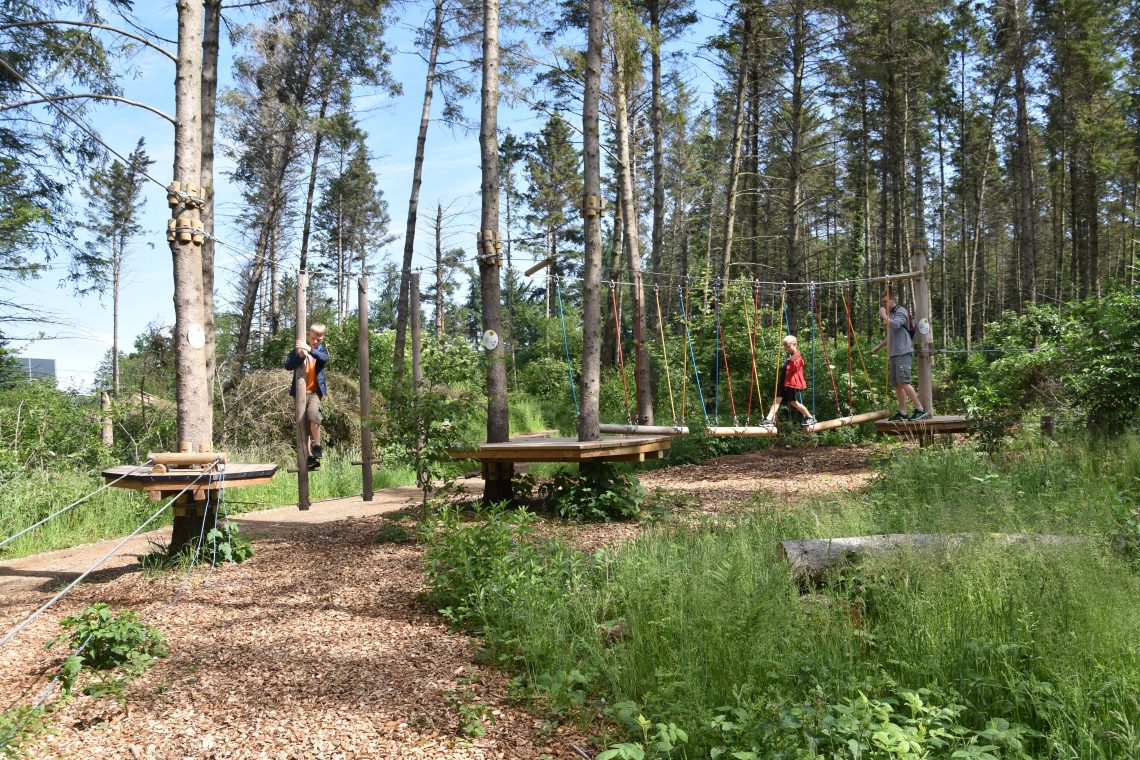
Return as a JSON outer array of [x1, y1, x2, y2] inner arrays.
[[763, 335, 816, 429]]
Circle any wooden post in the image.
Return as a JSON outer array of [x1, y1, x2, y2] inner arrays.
[[294, 270, 310, 511], [911, 238, 935, 415], [411, 273, 423, 388], [358, 275, 373, 501], [100, 391, 113, 447]]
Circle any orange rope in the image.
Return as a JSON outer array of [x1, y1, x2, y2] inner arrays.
[[744, 283, 765, 420], [715, 290, 738, 423], [610, 283, 632, 423], [815, 293, 842, 416]]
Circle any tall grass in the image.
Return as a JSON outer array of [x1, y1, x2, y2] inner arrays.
[[0, 448, 413, 560], [438, 433, 1140, 757]]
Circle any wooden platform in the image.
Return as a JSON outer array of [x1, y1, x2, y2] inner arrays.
[[451, 435, 672, 464], [102, 463, 279, 492], [874, 415, 969, 435]]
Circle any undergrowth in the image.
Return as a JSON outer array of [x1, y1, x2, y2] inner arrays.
[[422, 433, 1140, 758]]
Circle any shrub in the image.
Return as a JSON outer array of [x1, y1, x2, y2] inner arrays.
[[49, 603, 167, 702], [537, 464, 646, 521], [0, 704, 51, 758]]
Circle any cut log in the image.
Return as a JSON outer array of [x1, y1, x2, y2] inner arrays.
[[147, 451, 227, 466], [778, 532, 1085, 584], [600, 423, 689, 435], [705, 425, 779, 437], [803, 409, 889, 433]]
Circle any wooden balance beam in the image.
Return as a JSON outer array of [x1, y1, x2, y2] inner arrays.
[[803, 409, 889, 433], [599, 423, 689, 436], [452, 435, 672, 464], [874, 414, 969, 435], [705, 425, 779, 437]]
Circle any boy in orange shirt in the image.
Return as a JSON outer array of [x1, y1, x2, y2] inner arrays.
[[284, 323, 330, 470], [762, 335, 816, 429]]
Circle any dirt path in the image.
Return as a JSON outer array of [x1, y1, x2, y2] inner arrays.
[[0, 446, 876, 759]]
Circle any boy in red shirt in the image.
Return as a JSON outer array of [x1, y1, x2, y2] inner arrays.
[[762, 335, 816, 428]]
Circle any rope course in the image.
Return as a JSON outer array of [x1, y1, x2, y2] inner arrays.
[[610, 282, 632, 423], [0, 459, 155, 550], [554, 276, 579, 414], [0, 459, 222, 652]]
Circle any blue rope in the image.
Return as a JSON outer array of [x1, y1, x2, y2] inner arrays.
[[713, 285, 721, 424], [678, 287, 709, 424], [555, 277, 579, 414]]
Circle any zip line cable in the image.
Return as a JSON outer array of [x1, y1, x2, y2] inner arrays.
[[0, 459, 222, 652], [0, 459, 155, 550]]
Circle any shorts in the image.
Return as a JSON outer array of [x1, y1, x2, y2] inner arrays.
[[299, 391, 322, 425], [780, 386, 804, 405], [889, 353, 913, 386]]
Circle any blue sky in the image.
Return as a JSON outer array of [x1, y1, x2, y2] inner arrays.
[[8, 1, 723, 389]]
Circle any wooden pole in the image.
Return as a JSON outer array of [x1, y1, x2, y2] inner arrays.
[[411, 273, 423, 388], [911, 238, 935, 414], [358, 275, 373, 501], [101, 391, 113, 446], [294, 270, 310, 510]]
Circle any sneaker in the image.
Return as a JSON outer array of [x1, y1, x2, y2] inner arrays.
[[910, 409, 930, 421], [888, 411, 909, 422], [760, 419, 776, 429], [307, 455, 320, 471], [312, 444, 323, 460], [801, 416, 817, 427]]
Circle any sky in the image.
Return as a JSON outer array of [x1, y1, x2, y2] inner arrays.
[[6, 1, 723, 390]]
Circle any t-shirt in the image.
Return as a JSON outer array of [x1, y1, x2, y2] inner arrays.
[[304, 354, 318, 393], [783, 350, 807, 389], [888, 306, 913, 357]]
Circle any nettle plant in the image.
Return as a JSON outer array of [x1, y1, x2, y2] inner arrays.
[[48, 603, 168, 702]]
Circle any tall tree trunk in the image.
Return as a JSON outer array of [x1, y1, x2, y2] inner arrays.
[[578, 0, 604, 443], [479, 0, 511, 503], [719, 9, 751, 282], [234, 207, 277, 360], [201, 0, 221, 402], [435, 203, 445, 337], [648, 0, 665, 316], [297, 91, 330, 275], [1010, 0, 1036, 308], [171, 0, 208, 450], [269, 221, 280, 335], [785, 1, 806, 326], [936, 108, 948, 347], [393, 0, 445, 393], [613, 56, 653, 425]]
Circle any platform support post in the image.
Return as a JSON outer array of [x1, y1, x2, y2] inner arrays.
[[294, 270, 310, 511], [359, 275, 373, 501], [911, 239, 935, 415], [169, 493, 215, 555]]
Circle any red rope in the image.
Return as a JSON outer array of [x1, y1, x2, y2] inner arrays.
[[745, 284, 762, 420], [633, 275, 643, 422], [716, 292, 739, 422], [816, 294, 842, 416], [843, 286, 854, 414], [610, 283, 632, 423]]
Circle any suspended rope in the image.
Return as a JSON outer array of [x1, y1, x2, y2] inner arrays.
[[884, 282, 892, 408], [654, 285, 678, 424], [632, 273, 644, 422], [678, 286, 710, 425], [773, 286, 788, 404], [744, 281, 765, 421], [842, 284, 876, 400], [715, 287, 739, 424], [680, 286, 689, 422], [815, 288, 842, 416], [809, 284, 817, 418], [713, 285, 720, 422], [610, 282, 632, 423], [555, 276, 579, 414]]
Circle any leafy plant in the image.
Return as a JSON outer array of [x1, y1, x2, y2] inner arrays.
[[140, 521, 253, 570], [0, 704, 51, 758], [48, 603, 167, 702], [537, 464, 646, 521], [962, 385, 1018, 455], [374, 521, 415, 544]]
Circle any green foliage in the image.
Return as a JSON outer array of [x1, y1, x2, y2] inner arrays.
[[49, 604, 167, 702], [202, 522, 254, 564], [1062, 293, 1140, 429], [374, 521, 414, 544], [422, 436, 1140, 757], [961, 385, 1018, 454], [0, 704, 51, 759], [0, 381, 110, 472], [537, 464, 646, 521]]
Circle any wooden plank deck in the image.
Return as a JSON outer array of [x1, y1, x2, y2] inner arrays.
[[102, 463, 279, 492], [874, 414, 969, 435], [451, 435, 672, 464]]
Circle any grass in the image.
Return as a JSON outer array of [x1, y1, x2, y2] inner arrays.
[[430, 431, 1140, 758], [0, 447, 414, 560]]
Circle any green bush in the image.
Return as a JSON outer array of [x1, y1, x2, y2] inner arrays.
[[538, 464, 646, 521], [0, 704, 51, 758], [49, 603, 168, 702]]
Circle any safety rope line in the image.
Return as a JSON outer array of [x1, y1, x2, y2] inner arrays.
[[554, 277, 579, 414], [843, 285, 854, 413], [678, 286, 710, 424], [610, 282, 632, 423], [0, 459, 156, 549], [632, 273, 644, 422], [654, 286, 678, 424], [884, 283, 892, 409], [713, 286, 720, 422], [744, 282, 765, 421], [842, 284, 876, 400], [679, 285, 690, 422], [815, 289, 842, 416], [716, 289, 739, 424], [0, 459, 222, 652], [809, 284, 816, 418]]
